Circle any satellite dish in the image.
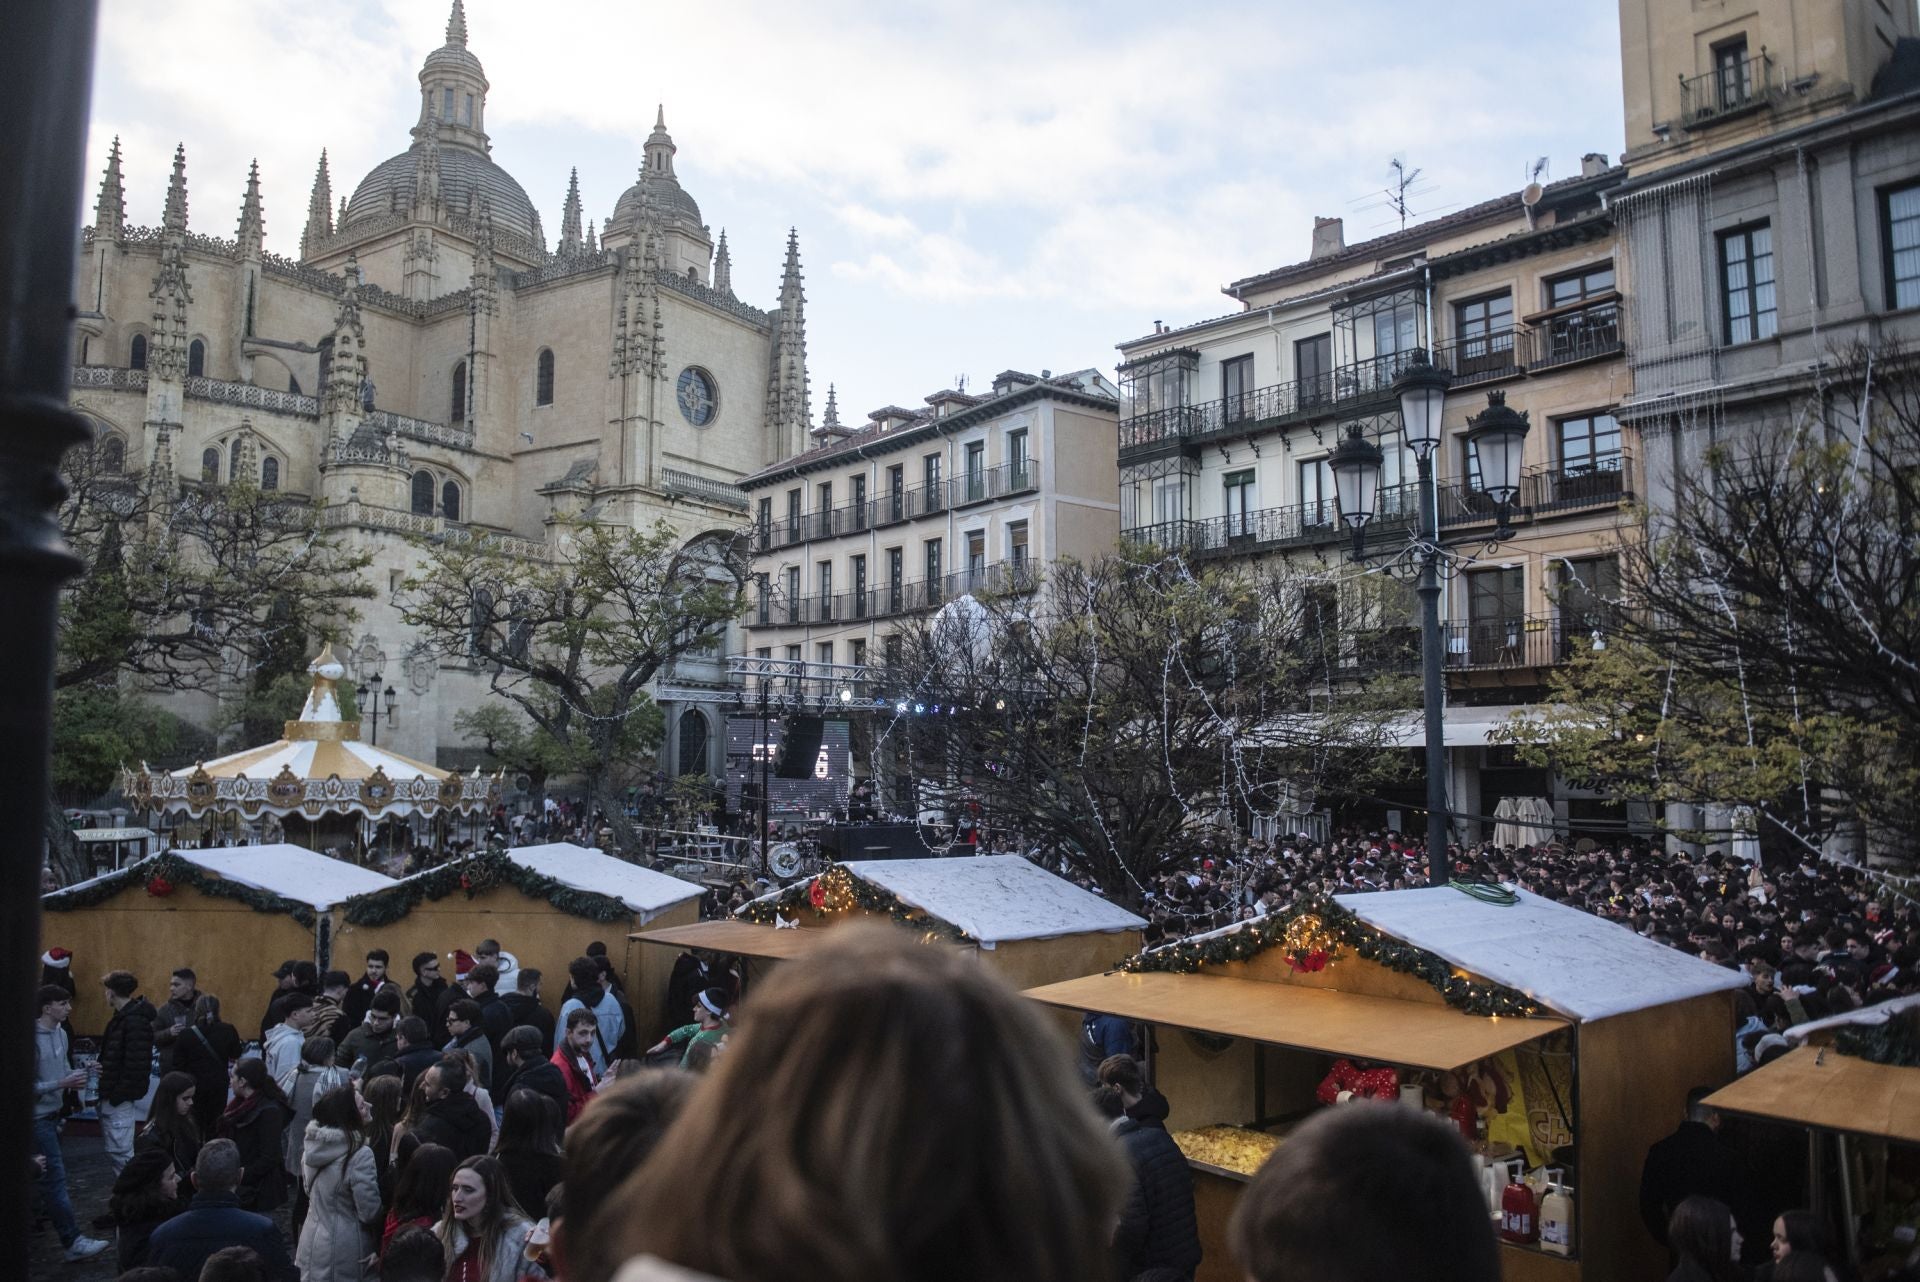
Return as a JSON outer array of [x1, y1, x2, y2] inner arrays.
[[1521, 182, 1545, 208]]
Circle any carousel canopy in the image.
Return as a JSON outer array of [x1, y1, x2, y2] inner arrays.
[[120, 644, 499, 821]]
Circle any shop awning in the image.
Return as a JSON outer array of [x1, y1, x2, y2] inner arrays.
[[632, 919, 973, 961], [1704, 1046, 1920, 1144], [1022, 970, 1566, 1071]]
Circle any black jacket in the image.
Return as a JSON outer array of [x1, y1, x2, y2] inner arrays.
[[99, 996, 158, 1105], [170, 1019, 240, 1138], [1126, 1089, 1172, 1129], [1639, 1120, 1740, 1246], [146, 1191, 296, 1282], [218, 1096, 290, 1212], [496, 1059, 569, 1119], [408, 977, 450, 1045], [500, 992, 556, 1056], [499, 1148, 565, 1222], [394, 1044, 440, 1094], [343, 975, 401, 1028], [405, 1091, 492, 1163], [1112, 1117, 1202, 1280]]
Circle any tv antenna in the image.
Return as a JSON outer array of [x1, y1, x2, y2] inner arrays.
[[1528, 156, 1549, 184], [1383, 158, 1422, 230]]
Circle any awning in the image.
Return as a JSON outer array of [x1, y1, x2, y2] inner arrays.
[[631, 919, 970, 961], [1021, 970, 1566, 1071], [1240, 705, 1580, 751], [1704, 1046, 1920, 1144]]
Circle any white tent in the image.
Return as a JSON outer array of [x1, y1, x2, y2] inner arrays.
[[507, 842, 705, 921], [835, 855, 1146, 948]]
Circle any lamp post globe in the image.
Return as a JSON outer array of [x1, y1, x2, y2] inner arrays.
[[382, 684, 397, 716], [1464, 390, 1531, 513], [1329, 422, 1385, 557], [1392, 347, 1452, 460]]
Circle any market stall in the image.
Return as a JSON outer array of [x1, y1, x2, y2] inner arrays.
[[1023, 886, 1745, 1282], [333, 843, 704, 1040], [41, 845, 398, 1036], [634, 855, 1146, 997], [1704, 994, 1920, 1273], [119, 645, 498, 858]]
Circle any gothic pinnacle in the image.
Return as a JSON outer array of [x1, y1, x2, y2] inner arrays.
[[584, 219, 598, 256], [236, 158, 265, 253], [446, 0, 468, 46], [560, 167, 584, 252], [303, 150, 333, 259], [823, 382, 841, 429], [95, 136, 126, 238], [162, 143, 190, 233], [713, 228, 733, 296]]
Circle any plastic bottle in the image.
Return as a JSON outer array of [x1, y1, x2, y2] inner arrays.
[[1500, 1170, 1538, 1244], [1539, 1178, 1574, 1256], [1480, 1156, 1504, 1218]]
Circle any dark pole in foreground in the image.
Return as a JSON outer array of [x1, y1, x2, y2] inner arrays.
[[0, 0, 100, 1263], [1416, 453, 1450, 888]]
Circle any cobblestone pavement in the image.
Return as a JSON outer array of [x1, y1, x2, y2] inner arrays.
[[29, 1129, 295, 1282]]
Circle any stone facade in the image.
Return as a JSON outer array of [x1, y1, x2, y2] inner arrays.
[[70, 2, 812, 781]]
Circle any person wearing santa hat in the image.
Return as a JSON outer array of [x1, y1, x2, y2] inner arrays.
[[41, 946, 76, 999]]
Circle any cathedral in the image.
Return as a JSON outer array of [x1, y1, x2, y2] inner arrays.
[[69, 0, 811, 781]]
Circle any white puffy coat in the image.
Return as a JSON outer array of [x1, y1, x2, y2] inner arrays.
[[295, 1123, 381, 1282]]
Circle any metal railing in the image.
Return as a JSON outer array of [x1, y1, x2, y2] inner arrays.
[[1432, 327, 1524, 387], [1680, 51, 1773, 126], [1529, 300, 1621, 370], [1118, 351, 1416, 456], [1522, 449, 1634, 514], [1442, 614, 1564, 670], [748, 560, 1040, 629], [1126, 484, 1421, 557], [951, 460, 1036, 506]]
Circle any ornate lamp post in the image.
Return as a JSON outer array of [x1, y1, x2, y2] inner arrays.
[[1331, 349, 1528, 887], [357, 674, 398, 747]]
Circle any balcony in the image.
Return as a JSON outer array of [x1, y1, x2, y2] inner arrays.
[[1307, 614, 1610, 679], [1125, 485, 1423, 559], [1431, 328, 1524, 388], [1528, 299, 1621, 370], [1522, 449, 1634, 516], [950, 460, 1036, 508], [1118, 351, 1416, 460], [747, 559, 1040, 629], [1443, 614, 1567, 670], [1680, 51, 1774, 128]]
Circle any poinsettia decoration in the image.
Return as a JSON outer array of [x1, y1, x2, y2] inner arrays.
[[145, 874, 175, 898]]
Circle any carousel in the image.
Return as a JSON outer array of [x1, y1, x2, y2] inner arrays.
[[120, 644, 500, 861]]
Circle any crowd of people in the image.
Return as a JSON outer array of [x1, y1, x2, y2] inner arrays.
[[32, 931, 745, 1282]]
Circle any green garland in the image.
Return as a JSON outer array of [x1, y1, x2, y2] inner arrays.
[[1833, 1014, 1920, 1068], [736, 866, 972, 943], [341, 851, 634, 927], [43, 853, 317, 928], [1121, 897, 1542, 1019]]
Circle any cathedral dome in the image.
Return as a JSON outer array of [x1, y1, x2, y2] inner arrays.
[[607, 107, 706, 238], [343, 145, 541, 244]]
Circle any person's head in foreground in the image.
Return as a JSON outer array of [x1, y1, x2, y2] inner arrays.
[[1230, 1102, 1500, 1282], [572, 924, 1128, 1282]]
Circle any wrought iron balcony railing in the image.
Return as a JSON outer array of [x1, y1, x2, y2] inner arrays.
[[1680, 51, 1774, 126], [747, 560, 1040, 629], [1528, 299, 1621, 370]]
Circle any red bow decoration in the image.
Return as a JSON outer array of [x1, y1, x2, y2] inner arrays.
[[1288, 948, 1330, 974], [808, 877, 827, 909], [145, 874, 175, 898]]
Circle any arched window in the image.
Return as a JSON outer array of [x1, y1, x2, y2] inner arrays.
[[99, 436, 125, 474], [230, 438, 243, 481], [187, 339, 206, 378], [410, 470, 435, 516], [677, 709, 710, 777], [130, 335, 147, 370], [261, 457, 279, 491], [441, 480, 461, 522], [535, 349, 555, 407], [200, 447, 219, 484], [450, 361, 466, 422]]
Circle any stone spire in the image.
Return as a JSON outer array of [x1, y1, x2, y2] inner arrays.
[[411, 118, 442, 221], [559, 168, 584, 255], [470, 199, 498, 314], [810, 382, 851, 442], [338, 195, 348, 230], [584, 219, 598, 256], [713, 228, 733, 296], [446, 0, 468, 46], [94, 136, 126, 240], [765, 228, 811, 455], [322, 257, 368, 419], [302, 150, 333, 259], [643, 106, 677, 181], [236, 159, 265, 257], [162, 143, 189, 233]]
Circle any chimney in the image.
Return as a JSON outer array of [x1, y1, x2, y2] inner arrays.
[[1581, 152, 1610, 178], [1311, 216, 1345, 260]]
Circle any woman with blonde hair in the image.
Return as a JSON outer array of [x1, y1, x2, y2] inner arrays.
[[573, 925, 1128, 1282]]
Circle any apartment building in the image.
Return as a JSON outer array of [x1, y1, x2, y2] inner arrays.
[[1114, 161, 1634, 839], [739, 369, 1119, 681], [1613, 0, 1920, 854]]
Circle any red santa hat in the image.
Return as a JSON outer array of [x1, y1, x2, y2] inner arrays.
[[449, 948, 476, 980], [41, 947, 72, 969]]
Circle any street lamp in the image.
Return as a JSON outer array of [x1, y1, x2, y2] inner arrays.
[[357, 674, 398, 747], [1330, 354, 1528, 887]]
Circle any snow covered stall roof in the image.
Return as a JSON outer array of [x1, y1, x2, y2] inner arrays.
[[837, 855, 1147, 947], [46, 844, 399, 911], [476, 843, 703, 921], [1334, 885, 1748, 1022]]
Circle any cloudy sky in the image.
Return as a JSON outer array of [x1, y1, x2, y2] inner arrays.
[[87, 0, 1625, 420]]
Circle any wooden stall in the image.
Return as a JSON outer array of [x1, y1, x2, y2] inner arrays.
[[1024, 886, 1744, 1282], [1705, 995, 1920, 1273], [40, 845, 398, 1036], [634, 856, 1145, 1021], [332, 843, 704, 1040]]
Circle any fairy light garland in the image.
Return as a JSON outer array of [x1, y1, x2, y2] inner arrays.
[[1122, 896, 1541, 1019], [44, 853, 317, 927], [736, 864, 972, 943]]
